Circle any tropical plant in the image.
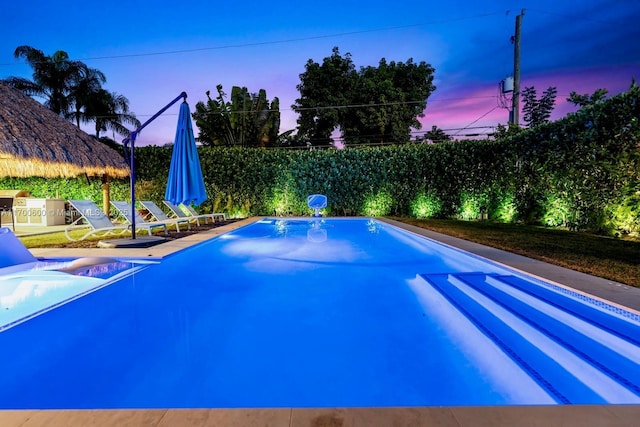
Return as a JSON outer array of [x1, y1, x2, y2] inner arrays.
[[422, 125, 451, 143], [193, 85, 281, 147], [67, 65, 106, 127], [2, 46, 87, 117], [567, 88, 608, 107], [85, 89, 140, 139], [2, 45, 138, 141], [521, 86, 558, 127]]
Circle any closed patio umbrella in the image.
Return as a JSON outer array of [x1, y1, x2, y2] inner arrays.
[[164, 101, 207, 207]]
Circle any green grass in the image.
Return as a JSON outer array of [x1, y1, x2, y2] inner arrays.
[[18, 229, 125, 248], [392, 217, 640, 288]]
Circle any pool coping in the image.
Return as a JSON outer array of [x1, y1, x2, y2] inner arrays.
[[5, 216, 639, 426]]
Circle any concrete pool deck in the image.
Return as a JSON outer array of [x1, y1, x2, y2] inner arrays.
[[2, 216, 639, 426]]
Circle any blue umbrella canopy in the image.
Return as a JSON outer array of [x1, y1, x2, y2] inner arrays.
[[164, 102, 207, 206]]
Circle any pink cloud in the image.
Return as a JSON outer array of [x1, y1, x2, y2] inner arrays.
[[418, 65, 637, 138]]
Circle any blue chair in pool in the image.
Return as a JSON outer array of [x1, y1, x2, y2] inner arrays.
[[307, 194, 327, 217]]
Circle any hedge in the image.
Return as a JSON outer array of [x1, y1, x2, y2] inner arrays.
[[2, 85, 638, 236]]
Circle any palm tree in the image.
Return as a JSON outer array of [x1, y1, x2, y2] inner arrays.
[[86, 89, 140, 139], [68, 66, 106, 128], [2, 45, 86, 117], [2, 45, 137, 141]]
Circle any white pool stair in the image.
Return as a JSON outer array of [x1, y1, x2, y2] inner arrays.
[[419, 272, 640, 404]]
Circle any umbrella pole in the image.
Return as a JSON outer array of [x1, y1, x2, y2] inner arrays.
[[122, 92, 188, 240], [129, 132, 137, 239]]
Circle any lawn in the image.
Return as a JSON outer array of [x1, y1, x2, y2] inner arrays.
[[392, 217, 640, 288]]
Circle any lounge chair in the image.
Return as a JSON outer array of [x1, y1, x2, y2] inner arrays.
[[2, 226, 118, 273], [178, 202, 225, 223], [163, 200, 224, 225], [0, 226, 38, 270], [181, 203, 226, 222], [109, 201, 170, 235], [139, 200, 191, 232], [65, 200, 133, 241]]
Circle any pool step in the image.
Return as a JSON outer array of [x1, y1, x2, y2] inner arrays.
[[420, 272, 640, 404], [460, 273, 640, 390]]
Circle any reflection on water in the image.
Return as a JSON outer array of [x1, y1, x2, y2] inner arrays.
[[0, 259, 145, 331], [1, 271, 102, 309], [367, 219, 381, 234], [307, 219, 327, 243], [273, 218, 329, 243]]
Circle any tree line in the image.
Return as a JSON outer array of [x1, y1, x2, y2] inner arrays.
[[1, 45, 140, 143], [2, 44, 618, 148]]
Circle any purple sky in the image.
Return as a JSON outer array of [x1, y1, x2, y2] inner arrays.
[[1, 1, 638, 145]]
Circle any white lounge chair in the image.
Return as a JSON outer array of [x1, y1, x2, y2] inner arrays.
[[110, 201, 170, 235], [163, 200, 224, 225], [182, 202, 225, 223], [2, 226, 118, 273], [0, 226, 38, 270], [65, 200, 132, 241], [139, 200, 191, 232]]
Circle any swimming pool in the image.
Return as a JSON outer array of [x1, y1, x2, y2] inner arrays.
[[0, 217, 638, 409]]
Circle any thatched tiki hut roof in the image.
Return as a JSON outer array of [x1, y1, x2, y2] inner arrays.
[[0, 82, 129, 178]]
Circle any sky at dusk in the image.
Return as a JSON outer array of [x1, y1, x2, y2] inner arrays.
[[1, 0, 639, 145]]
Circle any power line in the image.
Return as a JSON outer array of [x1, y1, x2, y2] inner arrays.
[[127, 94, 499, 118], [0, 12, 507, 66], [451, 106, 500, 136]]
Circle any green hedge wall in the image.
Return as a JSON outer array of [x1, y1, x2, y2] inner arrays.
[[2, 85, 638, 236]]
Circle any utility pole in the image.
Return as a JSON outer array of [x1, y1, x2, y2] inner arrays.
[[511, 9, 525, 127]]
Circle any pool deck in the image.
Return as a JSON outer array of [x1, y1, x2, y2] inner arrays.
[[3, 217, 639, 426]]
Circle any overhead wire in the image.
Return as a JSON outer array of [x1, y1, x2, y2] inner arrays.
[[0, 11, 507, 66], [2, 9, 551, 140]]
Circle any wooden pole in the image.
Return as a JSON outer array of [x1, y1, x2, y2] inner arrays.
[[512, 9, 525, 127], [102, 174, 110, 217]]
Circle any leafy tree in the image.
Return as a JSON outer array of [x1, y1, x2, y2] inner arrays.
[[343, 58, 436, 145], [192, 84, 281, 147], [2, 46, 86, 116], [423, 125, 451, 143], [294, 47, 357, 146], [492, 123, 523, 140], [293, 47, 436, 146], [567, 88, 608, 108], [521, 86, 557, 127]]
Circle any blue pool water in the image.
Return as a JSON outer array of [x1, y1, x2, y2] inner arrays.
[[0, 218, 638, 409]]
